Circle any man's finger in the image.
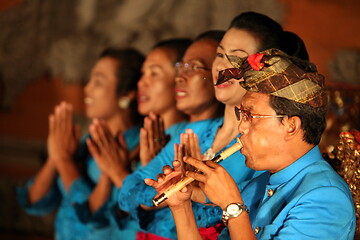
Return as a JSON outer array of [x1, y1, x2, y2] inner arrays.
[[186, 170, 206, 183], [183, 156, 210, 174]]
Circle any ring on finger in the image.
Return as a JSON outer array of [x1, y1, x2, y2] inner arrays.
[[154, 137, 163, 143]]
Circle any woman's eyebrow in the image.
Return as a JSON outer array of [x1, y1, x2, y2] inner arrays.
[[187, 59, 205, 65], [149, 64, 163, 70], [218, 44, 249, 55], [92, 72, 107, 79]]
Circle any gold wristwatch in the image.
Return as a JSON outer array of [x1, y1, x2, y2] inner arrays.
[[222, 202, 249, 225]]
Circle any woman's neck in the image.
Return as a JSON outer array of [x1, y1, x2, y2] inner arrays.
[[161, 107, 187, 130], [210, 104, 239, 153], [103, 110, 134, 136], [189, 101, 223, 123]]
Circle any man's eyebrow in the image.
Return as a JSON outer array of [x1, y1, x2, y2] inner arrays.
[[240, 104, 253, 111]]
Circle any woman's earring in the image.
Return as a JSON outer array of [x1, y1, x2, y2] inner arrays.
[[118, 96, 130, 109]]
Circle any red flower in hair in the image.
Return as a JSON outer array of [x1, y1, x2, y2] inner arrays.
[[247, 53, 264, 71]]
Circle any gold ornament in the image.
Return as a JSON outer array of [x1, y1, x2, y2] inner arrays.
[[325, 129, 360, 233]]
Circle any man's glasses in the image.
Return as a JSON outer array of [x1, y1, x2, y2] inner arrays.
[[175, 62, 211, 76], [234, 106, 287, 122]]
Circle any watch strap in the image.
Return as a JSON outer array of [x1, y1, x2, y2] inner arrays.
[[222, 202, 249, 226]]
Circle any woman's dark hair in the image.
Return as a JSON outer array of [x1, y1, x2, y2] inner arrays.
[[193, 30, 226, 118], [99, 48, 144, 97], [269, 58, 327, 145], [99, 47, 145, 124], [281, 31, 309, 61], [229, 12, 309, 60], [194, 30, 225, 44], [152, 38, 193, 64]]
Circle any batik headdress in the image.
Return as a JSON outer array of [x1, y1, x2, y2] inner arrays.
[[216, 48, 328, 108]]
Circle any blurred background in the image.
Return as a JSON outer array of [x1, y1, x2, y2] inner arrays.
[[0, 0, 359, 239]]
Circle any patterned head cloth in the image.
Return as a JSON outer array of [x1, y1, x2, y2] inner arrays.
[[216, 48, 328, 108]]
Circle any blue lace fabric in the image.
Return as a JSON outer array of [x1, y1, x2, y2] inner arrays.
[[118, 117, 261, 239], [17, 125, 142, 240]]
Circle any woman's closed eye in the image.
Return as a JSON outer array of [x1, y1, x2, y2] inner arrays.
[[216, 52, 224, 58], [92, 78, 105, 87]]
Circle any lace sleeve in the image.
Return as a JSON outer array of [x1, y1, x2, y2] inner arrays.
[[16, 177, 62, 216], [118, 138, 178, 219], [118, 173, 157, 221]]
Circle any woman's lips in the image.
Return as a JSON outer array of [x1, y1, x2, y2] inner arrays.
[[137, 93, 149, 103], [175, 89, 187, 99], [215, 80, 233, 88]]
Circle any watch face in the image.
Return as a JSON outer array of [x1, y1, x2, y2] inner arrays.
[[227, 204, 240, 215]]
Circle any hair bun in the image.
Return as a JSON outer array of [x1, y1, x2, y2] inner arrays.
[[281, 31, 309, 61]]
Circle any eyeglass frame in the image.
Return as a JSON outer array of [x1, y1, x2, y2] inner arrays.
[[234, 106, 287, 122], [175, 61, 211, 76]]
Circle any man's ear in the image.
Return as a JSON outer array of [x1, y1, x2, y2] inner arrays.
[[284, 116, 302, 140]]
